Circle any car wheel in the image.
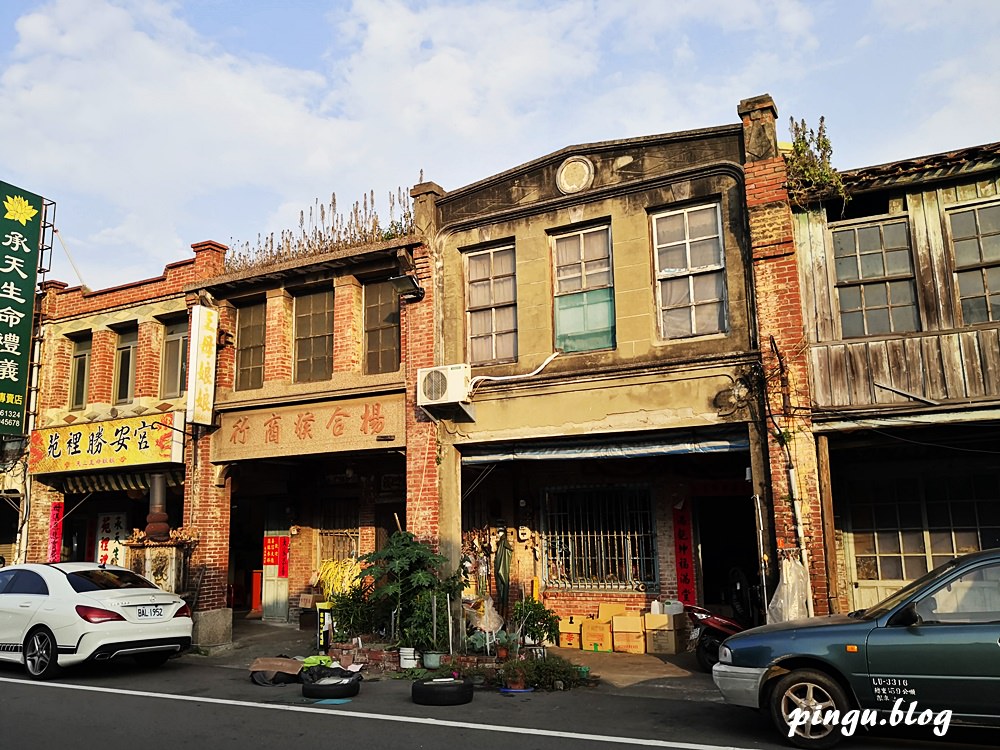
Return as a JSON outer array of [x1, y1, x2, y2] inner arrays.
[[134, 652, 171, 668], [24, 627, 61, 680], [695, 634, 721, 672], [411, 677, 474, 706], [302, 678, 361, 699], [769, 669, 850, 749]]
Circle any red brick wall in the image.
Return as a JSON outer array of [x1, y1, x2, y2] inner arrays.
[[740, 97, 827, 615], [333, 276, 361, 373], [264, 289, 292, 383], [183, 430, 230, 611], [403, 246, 439, 544], [89, 328, 115, 405], [136, 320, 162, 399]]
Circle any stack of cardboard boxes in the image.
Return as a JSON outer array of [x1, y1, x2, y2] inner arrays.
[[559, 603, 690, 655]]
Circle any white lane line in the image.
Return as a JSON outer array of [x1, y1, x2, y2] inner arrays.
[[0, 676, 756, 750]]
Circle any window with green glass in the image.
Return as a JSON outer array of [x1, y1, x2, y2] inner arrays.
[[552, 226, 615, 352]]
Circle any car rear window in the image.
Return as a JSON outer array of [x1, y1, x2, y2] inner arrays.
[[68, 568, 158, 592]]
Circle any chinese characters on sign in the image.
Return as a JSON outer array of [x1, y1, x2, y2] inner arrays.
[[96, 512, 127, 566], [186, 305, 218, 426], [262, 535, 289, 579], [673, 502, 696, 605], [214, 395, 404, 462], [28, 412, 184, 474], [0, 181, 44, 437], [47, 501, 64, 562]]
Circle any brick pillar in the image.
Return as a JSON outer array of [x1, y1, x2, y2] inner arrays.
[[333, 275, 362, 373], [135, 320, 161, 399], [739, 94, 827, 615], [89, 328, 116, 406], [26, 480, 63, 562], [184, 422, 232, 646], [264, 289, 292, 384]]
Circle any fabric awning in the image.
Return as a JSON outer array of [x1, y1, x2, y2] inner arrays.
[[460, 428, 749, 465], [61, 469, 185, 494]]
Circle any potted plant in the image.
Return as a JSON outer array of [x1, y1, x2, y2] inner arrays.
[[510, 597, 561, 648], [499, 659, 529, 690], [493, 629, 516, 660]]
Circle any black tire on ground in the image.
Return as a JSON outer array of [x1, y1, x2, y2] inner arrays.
[[769, 668, 850, 750], [24, 627, 61, 680], [134, 652, 172, 668], [302, 678, 361, 699], [411, 677, 475, 706]]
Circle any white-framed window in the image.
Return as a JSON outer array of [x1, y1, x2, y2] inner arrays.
[[467, 245, 517, 365], [160, 320, 188, 399], [832, 218, 919, 337], [113, 327, 138, 405], [70, 335, 91, 410], [652, 203, 728, 339], [949, 202, 1000, 324], [552, 225, 615, 352]]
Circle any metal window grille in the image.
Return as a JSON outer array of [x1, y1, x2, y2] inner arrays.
[[542, 485, 657, 591], [316, 502, 360, 563]]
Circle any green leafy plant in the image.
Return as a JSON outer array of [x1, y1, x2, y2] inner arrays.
[[522, 655, 583, 691], [785, 116, 848, 208], [358, 531, 464, 649], [510, 598, 561, 646], [328, 580, 378, 641]]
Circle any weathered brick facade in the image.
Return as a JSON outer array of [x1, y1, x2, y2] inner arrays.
[[739, 95, 827, 615]]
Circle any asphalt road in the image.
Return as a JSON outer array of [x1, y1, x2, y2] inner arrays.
[[0, 656, 995, 750]]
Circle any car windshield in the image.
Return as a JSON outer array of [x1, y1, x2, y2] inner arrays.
[[68, 568, 158, 592], [860, 556, 961, 621]]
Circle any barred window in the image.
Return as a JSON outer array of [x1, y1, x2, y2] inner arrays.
[[160, 320, 188, 399], [542, 486, 657, 590], [113, 327, 138, 405], [70, 335, 91, 410]]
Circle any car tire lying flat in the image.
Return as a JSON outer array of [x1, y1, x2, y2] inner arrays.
[[411, 677, 474, 706], [302, 678, 361, 699]]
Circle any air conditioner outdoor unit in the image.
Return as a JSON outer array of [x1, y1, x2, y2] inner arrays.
[[417, 363, 471, 407]]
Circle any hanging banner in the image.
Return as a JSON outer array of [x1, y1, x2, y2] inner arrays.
[[0, 181, 44, 437], [673, 501, 696, 605], [186, 304, 218, 426], [47, 500, 64, 562]]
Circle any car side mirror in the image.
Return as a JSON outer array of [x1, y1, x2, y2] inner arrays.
[[889, 602, 921, 628]]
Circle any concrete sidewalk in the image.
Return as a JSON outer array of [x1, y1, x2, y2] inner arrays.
[[187, 613, 719, 702]]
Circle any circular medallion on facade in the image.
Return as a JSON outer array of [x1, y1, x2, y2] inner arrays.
[[556, 156, 595, 194]]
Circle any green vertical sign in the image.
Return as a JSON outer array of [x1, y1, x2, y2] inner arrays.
[[0, 181, 43, 436]]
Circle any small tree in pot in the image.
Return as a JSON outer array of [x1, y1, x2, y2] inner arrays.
[[510, 597, 560, 648]]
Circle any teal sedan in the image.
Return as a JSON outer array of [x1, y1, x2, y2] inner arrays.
[[713, 548, 1000, 748]]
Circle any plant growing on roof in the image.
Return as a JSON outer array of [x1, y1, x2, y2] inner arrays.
[[785, 116, 848, 209]]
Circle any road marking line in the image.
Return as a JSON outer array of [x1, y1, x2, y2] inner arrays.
[[0, 676, 754, 750]]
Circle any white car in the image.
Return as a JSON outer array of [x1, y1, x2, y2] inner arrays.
[[0, 562, 193, 679]]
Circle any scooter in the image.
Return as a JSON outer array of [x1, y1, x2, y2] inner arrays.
[[685, 604, 745, 672]]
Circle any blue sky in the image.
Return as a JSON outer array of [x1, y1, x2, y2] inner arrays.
[[1, 0, 998, 290]]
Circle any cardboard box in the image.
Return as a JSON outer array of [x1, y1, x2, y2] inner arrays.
[[612, 615, 644, 633], [646, 628, 691, 655], [580, 620, 613, 652], [597, 603, 627, 622], [298, 593, 316, 609], [559, 631, 581, 649], [558, 615, 584, 634], [613, 630, 646, 654], [643, 612, 686, 631]]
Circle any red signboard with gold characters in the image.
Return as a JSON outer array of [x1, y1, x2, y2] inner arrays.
[[673, 501, 696, 605]]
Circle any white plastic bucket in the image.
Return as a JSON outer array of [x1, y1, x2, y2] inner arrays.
[[399, 647, 419, 669], [663, 601, 684, 615]]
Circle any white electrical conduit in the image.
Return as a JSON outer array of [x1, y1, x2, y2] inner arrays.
[[469, 351, 561, 397]]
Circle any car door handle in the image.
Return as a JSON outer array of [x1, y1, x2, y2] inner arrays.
[[19, 602, 33, 608]]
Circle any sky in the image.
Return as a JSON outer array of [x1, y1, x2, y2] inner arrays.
[[1, 0, 998, 291]]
